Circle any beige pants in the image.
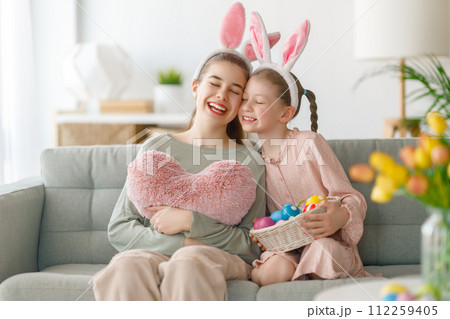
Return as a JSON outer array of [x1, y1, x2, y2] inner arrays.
[[91, 245, 251, 301]]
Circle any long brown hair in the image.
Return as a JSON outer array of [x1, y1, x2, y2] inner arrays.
[[252, 68, 318, 132], [188, 52, 250, 144]]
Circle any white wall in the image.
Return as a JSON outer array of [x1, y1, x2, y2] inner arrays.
[[32, 0, 450, 144]]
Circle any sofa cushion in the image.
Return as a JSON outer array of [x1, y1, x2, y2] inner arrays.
[[3, 263, 413, 301], [38, 146, 135, 269], [327, 139, 428, 266], [0, 264, 260, 301], [256, 276, 385, 301], [364, 264, 420, 278], [226, 280, 260, 301], [0, 264, 104, 301]]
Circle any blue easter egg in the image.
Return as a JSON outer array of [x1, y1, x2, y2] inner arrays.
[[281, 203, 300, 220], [382, 293, 397, 301], [270, 210, 284, 223]]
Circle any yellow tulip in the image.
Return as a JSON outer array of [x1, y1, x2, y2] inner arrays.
[[419, 134, 441, 154], [371, 185, 393, 203], [375, 174, 397, 193], [426, 112, 447, 136], [389, 164, 409, 186], [369, 151, 396, 174], [414, 147, 432, 169]]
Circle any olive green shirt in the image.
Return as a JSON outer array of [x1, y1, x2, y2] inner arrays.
[[107, 133, 266, 264]]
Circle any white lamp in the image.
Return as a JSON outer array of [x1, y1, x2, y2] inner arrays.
[[354, 0, 449, 134]]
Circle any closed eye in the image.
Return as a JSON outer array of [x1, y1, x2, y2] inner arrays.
[[209, 82, 219, 87]]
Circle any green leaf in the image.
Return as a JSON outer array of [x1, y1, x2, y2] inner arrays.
[[157, 68, 183, 85], [354, 55, 450, 120]]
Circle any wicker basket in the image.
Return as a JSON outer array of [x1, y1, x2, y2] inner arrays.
[[250, 196, 341, 252]]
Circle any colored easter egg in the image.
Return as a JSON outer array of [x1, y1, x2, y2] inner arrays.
[[253, 217, 275, 230], [381, 293, 397, 301], [305, 195, 328, 206], [281, 203, 300, 219], [396, 292, 415, 301], [270, 210, 284, 223], [303, 203, 316, 212], [380, 283, 408, 297], [297, 200, 306, 210]]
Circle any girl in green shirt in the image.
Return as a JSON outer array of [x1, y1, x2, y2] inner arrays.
[[92, 52, 266, 301]]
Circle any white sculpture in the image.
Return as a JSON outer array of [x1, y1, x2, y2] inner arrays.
[[62, 43, 132, 110]]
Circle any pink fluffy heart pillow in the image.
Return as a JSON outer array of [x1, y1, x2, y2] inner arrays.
[[126, 150, 257, 226]]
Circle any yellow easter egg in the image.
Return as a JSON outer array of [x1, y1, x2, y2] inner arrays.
[[305, 195, 328, 206], [380, 283, 408, 298]]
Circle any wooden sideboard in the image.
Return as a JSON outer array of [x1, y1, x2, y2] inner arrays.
[[55, 113, 190, 146]]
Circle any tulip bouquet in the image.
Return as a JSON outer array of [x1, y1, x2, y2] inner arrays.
[[350, 112, 449, 218], [350, 111, 449, 300]]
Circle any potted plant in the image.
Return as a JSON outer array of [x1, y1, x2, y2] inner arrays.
[[356, 55, 450, 135], [153, 68, 184, 113]]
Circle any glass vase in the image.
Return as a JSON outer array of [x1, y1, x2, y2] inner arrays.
[[421, 208, 450, 301]]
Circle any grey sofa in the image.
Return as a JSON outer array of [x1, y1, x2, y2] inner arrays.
[[0, 139, 426, 301]]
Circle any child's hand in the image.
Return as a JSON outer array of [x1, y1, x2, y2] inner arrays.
[[147, 206, 193, 235], [298, 201, 349, 239]]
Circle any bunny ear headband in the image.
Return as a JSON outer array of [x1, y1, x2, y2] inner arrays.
[[193, 2, 281, 81], [248, 12, 310, 110]]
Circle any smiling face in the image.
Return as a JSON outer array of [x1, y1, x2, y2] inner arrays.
[[193, 60, 247, 127], [239, 75, 288, 135]]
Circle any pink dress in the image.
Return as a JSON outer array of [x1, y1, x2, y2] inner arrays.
[[252, 128, 376, 280]]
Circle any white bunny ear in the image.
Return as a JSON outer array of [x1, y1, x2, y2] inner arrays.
[[243, 32, 281, 61], [248, 12, 271, 63], [281, 19, 310, 71], [220, 2, 246, 49]]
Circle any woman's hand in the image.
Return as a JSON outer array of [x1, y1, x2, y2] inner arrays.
[[249, 217, 266, 251], [298, 201, 349, 239], [147, 206, 193, 235], [249, 233, 266, 251]]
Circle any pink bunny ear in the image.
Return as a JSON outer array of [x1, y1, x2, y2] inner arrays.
[[244, 32, 281, 61], [220, 2, 245, 49], [249, 12, 271, 62], [282, 19, 310, 71]]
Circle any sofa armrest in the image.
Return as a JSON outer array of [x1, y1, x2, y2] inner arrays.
[[0, 177, 44, 283]]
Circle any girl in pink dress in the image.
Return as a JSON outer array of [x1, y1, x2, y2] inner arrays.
[[239, 12, 375, 286]]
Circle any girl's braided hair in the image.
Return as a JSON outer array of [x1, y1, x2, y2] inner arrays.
[[252, 68, 318, 132]]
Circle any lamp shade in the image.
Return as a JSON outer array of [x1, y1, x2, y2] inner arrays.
[[354, 0, 449, 60]]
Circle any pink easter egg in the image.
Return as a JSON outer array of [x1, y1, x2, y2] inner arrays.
[[253, 217, 275, 230], [396, 292, 415, 301]]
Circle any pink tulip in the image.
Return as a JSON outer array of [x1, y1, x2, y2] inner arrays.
[[399, 145, 416, 169], [349, 164, 375, 183], [431, 145, 450, 165], [406, 175, 429, 196]]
